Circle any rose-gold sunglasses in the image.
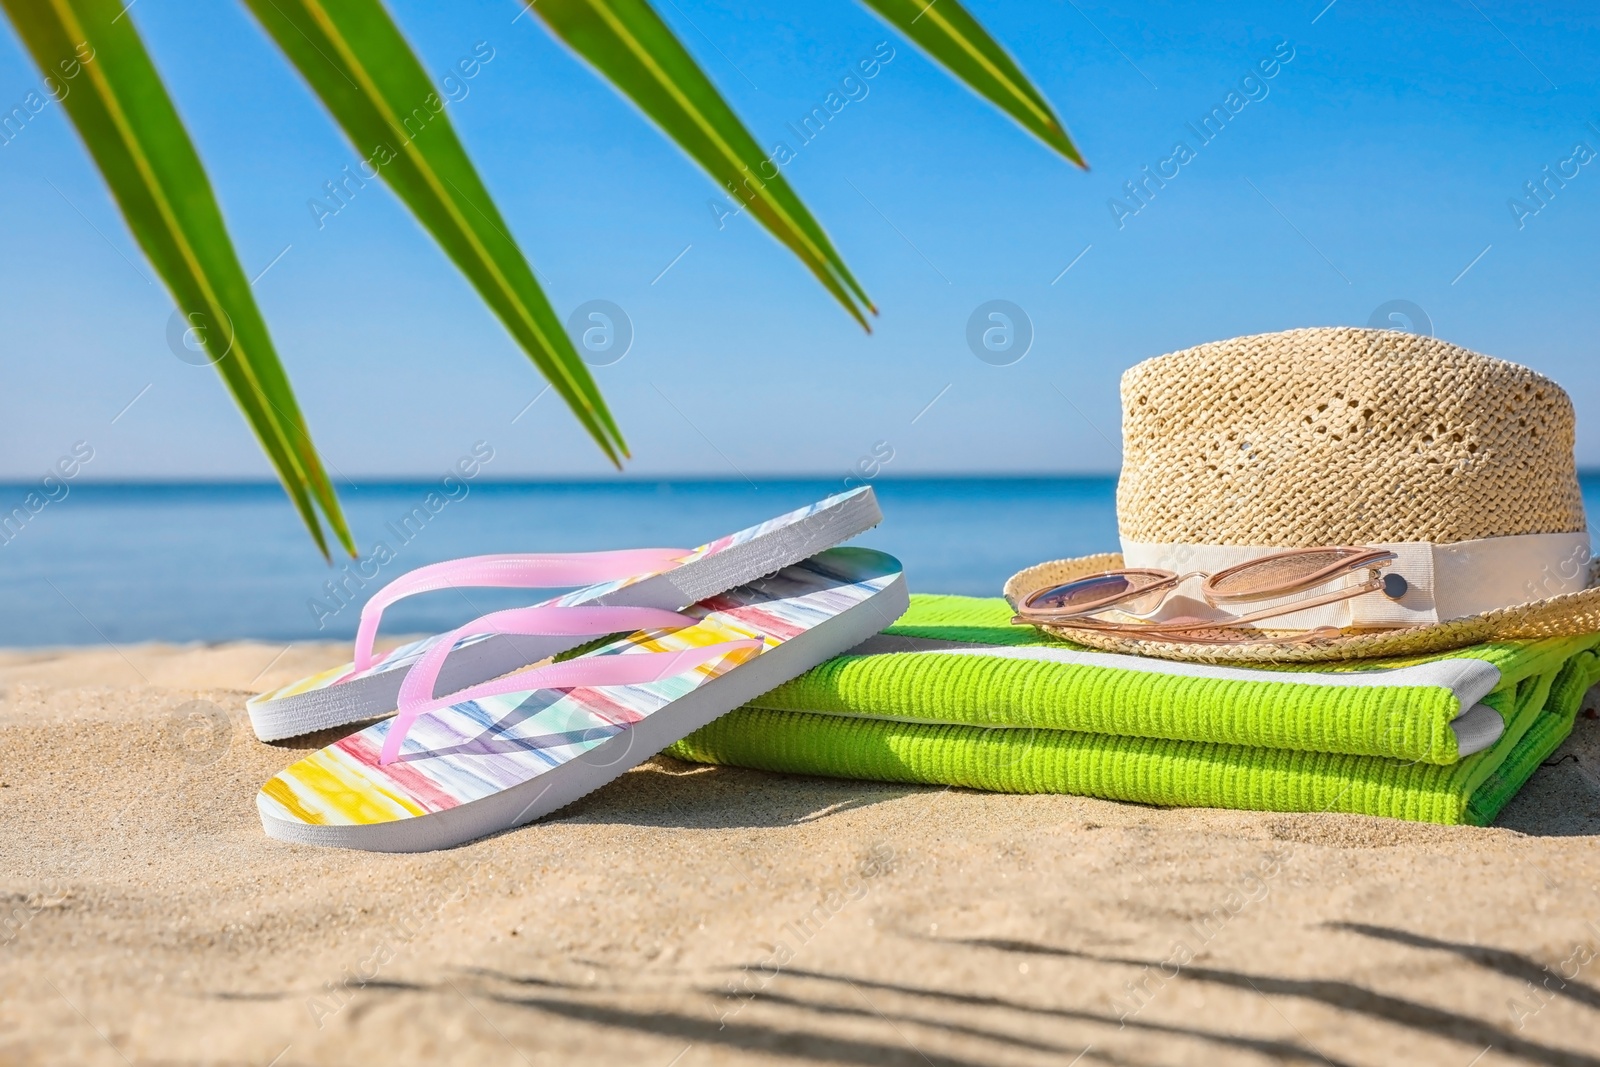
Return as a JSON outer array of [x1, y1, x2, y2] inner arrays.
[[1011, 546, 1410, 645]]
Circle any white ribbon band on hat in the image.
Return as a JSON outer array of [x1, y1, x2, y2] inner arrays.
[[1119, 532, 1593, 630]]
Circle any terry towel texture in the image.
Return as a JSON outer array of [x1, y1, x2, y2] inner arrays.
[[666, 595, 1600, 825]]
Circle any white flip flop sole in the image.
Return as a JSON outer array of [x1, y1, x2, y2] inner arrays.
[[247, 487, 882, 742], [257, 548, 907, 852]]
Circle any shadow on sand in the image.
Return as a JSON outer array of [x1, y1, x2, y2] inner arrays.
[[948, 935, 1600, 1067]]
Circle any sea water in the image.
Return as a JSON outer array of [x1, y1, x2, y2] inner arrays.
[[0, 478, 1122, 646], [8, 476, 1599, 647]]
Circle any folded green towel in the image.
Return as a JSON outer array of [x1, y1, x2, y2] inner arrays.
[[741, 595, 1598, 764], [667, 595, 1600, 825]]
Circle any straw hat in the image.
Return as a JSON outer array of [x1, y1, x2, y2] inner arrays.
[[1007, 327, 1598, 663]]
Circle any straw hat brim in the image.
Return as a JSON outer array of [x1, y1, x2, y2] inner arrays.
[[1005, 554, 1600, 664]]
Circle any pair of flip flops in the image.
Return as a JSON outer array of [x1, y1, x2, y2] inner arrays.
[[249, 488, 907, 852]]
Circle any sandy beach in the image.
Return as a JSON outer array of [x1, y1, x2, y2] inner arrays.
[[3, 639, 1600, 1067]]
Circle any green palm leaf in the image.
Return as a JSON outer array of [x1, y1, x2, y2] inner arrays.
[[859, 0, 1085, 167], [530, 0, 876, 329], [242, 0, 628, 463], [2, 0, 354, 558], [1, 0, 1087, 559]]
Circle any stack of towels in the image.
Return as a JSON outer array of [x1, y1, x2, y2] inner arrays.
[[669, 594, 1600, 825]]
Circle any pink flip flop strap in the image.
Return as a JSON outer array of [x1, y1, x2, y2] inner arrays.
[[349, 548, 689, 674], [394, 604, 697, 714], [379, 602, 762, 764]]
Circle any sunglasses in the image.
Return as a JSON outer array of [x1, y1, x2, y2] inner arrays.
[[1012, 546, 1410, 644]]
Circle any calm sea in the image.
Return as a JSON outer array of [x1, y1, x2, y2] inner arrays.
[[0, 478, 1131, 647], [8, 476, 1599, 648]]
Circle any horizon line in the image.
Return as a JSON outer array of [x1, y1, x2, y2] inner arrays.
[[0, 471, 1127, 489], [12, 468, 1600, 488]]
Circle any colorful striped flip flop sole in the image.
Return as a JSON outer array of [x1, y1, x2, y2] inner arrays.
[[246, 487, 881, 741], [257, 548, 907, 852]]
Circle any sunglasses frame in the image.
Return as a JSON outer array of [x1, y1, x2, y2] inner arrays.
[[1013, 546, 1409, 640]]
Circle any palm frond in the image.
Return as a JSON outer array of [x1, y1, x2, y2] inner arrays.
[[859, 0, 1085, 167], [532, 0, 875, 328], [2, 0, 355, 558], [243, 0, 628, 462]]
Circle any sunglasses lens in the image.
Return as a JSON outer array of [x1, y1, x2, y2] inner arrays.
[[1025, 572, 1166, 615], [1122, 586, 1171, 614], [1206, 548, 1361, 598]]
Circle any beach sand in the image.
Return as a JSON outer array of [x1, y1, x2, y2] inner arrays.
[[3, 640, 1600, 1067]]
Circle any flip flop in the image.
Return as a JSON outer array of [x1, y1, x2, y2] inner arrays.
[[257, 547, 906, 852], [247, 487, 881, 741]]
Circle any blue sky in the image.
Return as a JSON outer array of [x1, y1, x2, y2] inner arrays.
[[1, 0, 1597, 479]]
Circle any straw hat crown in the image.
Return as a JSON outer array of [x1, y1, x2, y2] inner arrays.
[[1115, 327, 1585, 547]]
